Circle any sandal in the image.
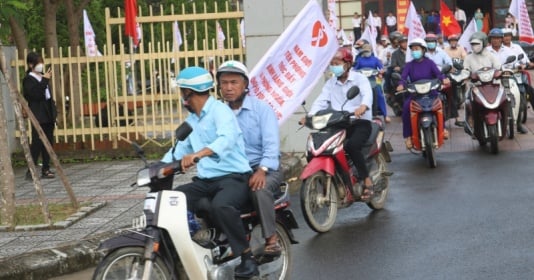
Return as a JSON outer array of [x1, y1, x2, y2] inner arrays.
[[443, 129, 450, 140], [264, 242, 282, 257], [405, 138, 413, 150], [361, 184, 374, 202], [41, 170, 55, 179]]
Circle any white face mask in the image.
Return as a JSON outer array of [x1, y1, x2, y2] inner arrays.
[[34, 63, 44, 74], [471, 44, 483, 54]]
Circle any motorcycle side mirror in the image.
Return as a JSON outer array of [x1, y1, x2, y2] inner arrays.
[[175, 121, 193, 141], [441, 64, 452, 74], [453, 61, 463, 70], [518, 54, 524, 61], [391, 72, 402, 80], [505, 55, 516, 64], [346, 86, 360, 100]]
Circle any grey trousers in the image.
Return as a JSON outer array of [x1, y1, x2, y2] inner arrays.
[[250, 169, 283, 239]]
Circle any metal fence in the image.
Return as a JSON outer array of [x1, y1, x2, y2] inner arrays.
[[13, 2, 245, 150]]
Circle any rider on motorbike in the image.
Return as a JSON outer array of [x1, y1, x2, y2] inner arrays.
[[444, 34, 467, 60], [424, 33, 453, 69], [484, 28, 527, 134], [160, 66, 259, 278], [387, 35, 408, 116], [217, 60, 284, 257], [396, 38, 451, 149], [301, 47, 375, 201], [353, 43, 390, 123]]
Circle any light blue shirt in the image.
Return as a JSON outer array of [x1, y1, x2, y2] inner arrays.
[[309, 70, 373, 121], [233, 96, 280, 171], [425, 48, 452, 68], [162, 96, 251, 178]]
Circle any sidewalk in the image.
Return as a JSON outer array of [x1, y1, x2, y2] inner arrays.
[[1, 108, 534, 279]]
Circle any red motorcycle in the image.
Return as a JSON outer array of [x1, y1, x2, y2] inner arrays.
[[299, 87, 392, 233]]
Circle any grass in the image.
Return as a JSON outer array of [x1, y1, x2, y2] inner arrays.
[[0, 203, 87, 225]]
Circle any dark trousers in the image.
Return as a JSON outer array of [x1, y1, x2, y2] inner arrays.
[[353, 27, 362, 41], [30, 122, 54, 172], [345, 119, 372, 179], [176, 173, 251, 256]]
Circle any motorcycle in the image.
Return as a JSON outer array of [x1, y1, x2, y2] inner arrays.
[[448, 58, 470, 110], [504, 54, 528, 125], [464, 64, 513, 154], [387, 68, 405, 116], [92, 122, 299, 280], [392, 72, 446, 168], [298, 86, 393, 233], [354, 67, 381, 117]]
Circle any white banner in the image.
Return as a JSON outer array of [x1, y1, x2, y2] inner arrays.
[[240, 19, 246, 47], [404, 2, 426, 62], [458, 18, 477, 52], [173, 21, 183, 51], [216, 21, 226, 50], [248, 0, 338, 125], [83, 10, 102, 57], [509, 0, 534, 44], [327, 0, 338, 30]]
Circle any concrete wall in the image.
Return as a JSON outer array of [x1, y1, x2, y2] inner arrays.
[[243, 0, 327, 153], [0, 46, 17, 154]]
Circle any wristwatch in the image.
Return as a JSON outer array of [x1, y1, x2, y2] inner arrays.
[[259, 166, 269, 173]]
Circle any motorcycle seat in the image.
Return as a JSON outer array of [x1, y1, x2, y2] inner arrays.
[[363, 122, 381, 147]]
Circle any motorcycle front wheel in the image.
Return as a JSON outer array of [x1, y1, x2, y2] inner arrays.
[[92, 247, 172, 280], [367, 153, 390, 210], [488, 124, 499, 154], [250, 223, 293, 280], [300, 171, 338, 233], [423, 127, 437, 168]]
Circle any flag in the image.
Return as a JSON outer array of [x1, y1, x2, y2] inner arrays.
[[240, 19, 246, 47], [248, 0, 338, 125], [173, 21, 183, 51], [404, 2, 426, 62], [458, 18, 477, 52], [509, 0, 534, 44], [327, 0, 338, 31], [83, 10, 102, 57], [360, 11, 378, 56], [124, 0, 139, 46], [439, 0, 461, 37], [216, 21, 225, 50]]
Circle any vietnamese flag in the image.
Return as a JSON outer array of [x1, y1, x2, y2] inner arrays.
[[439, 0, 461, 37], [124, 0, 138, 45]]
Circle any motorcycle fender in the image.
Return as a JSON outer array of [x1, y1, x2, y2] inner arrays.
[[484, 111, 499, 125], [419, 114, 434, 128], [97, 230, 148, 251], [276, 209, 300, 244], [300, 157, 335, 180]]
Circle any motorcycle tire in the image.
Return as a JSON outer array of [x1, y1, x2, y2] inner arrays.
[[507, 107, 515, 140], [519, 94, 527, 124], [423, 127, 437, 168], [92, 247, 173, 280], [300, 171, 338, 233], [249, 223, 293, 280], [366, 153, 390, 210], [488, 125, 499, 154]]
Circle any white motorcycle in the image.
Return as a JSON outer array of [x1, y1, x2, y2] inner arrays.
[[92, 122, 298, 280]]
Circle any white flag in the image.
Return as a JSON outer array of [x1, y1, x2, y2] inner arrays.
[[216, 21, 226, 50], [404, 2, 426, 62], [83, 10, 102, 57], [366, 10, 378, 56], [240, 19, 246, 47], [134, 23, 143, 48], [327, 0, 338, 31], [458, 18, 477, 52], [248, 0, 338, 125], [173, 21, 183, 51], [509, 0, 534, 44]]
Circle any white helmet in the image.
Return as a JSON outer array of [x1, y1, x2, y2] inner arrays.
[[216, 60, 249, 82], [408, 38, 428, 50]]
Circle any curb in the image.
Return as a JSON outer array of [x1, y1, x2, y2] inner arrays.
[[0, 154, 304, 279]]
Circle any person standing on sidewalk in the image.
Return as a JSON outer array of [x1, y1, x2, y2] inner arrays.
[[217, 60, 283, 257], [23, 52, 57, 179], [352, 12, 363, 42], [161, 66, 258, 278]]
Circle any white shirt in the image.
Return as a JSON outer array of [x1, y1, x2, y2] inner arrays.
[[386, 16, 397, 26], [352, 17, 362, 28], [309, 71, 373, 121], [504, 43, 531, 64], [454, 9, 466, 22], [485, 45, 516, 65]]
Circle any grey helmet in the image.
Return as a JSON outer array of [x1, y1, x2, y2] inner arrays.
[[469, 31, 488, 48]]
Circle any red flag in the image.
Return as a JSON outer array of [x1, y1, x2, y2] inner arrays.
[[124, 0, 138, 45], [439, 0, 461, 37]]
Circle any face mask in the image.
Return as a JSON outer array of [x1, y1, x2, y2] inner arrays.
[[471, 44, 483, 54], [427, 42, 437, 49], [329, 64, 345, 77], [361, 51, 372, 58], [411, 50, 423, 60], [34, 63, 44, 74]]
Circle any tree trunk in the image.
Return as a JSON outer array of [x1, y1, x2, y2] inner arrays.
[[8, 16, 28, 60], [0, 48, 16, 228]]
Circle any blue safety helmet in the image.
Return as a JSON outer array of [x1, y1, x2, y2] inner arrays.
[[488, 28, 504, 38], [176, 66, 214, 92]]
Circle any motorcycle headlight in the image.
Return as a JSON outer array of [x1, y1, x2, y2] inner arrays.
[[414, 82, 432, 94], [311, 113, 332, 130], [137, 168, 151, 187], [478, 69, 495, 83]]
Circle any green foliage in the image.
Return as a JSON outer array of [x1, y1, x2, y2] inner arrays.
[[0, 0, 31, 44]]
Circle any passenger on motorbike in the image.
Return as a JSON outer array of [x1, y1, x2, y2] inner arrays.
[[484, 28, 527, 134], [160, 66, 259, 278], [353, 43, 390, 123], [217, 60, 284, 258], [386, 35, 408, 115], [444, 34, 467, 60], [425, 33, 453, 69], [396, 38, 451, 149], [301, 47, 375, 201]]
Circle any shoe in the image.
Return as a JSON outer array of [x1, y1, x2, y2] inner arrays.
[[405, 138, 413, 150], [264, 236, 282, 257], [454, 120, 465, 127], [517, 124, 528, 134], [41, 170, 55, 179], [443, 129, 450, 140], [235, 255, 259, 278]]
